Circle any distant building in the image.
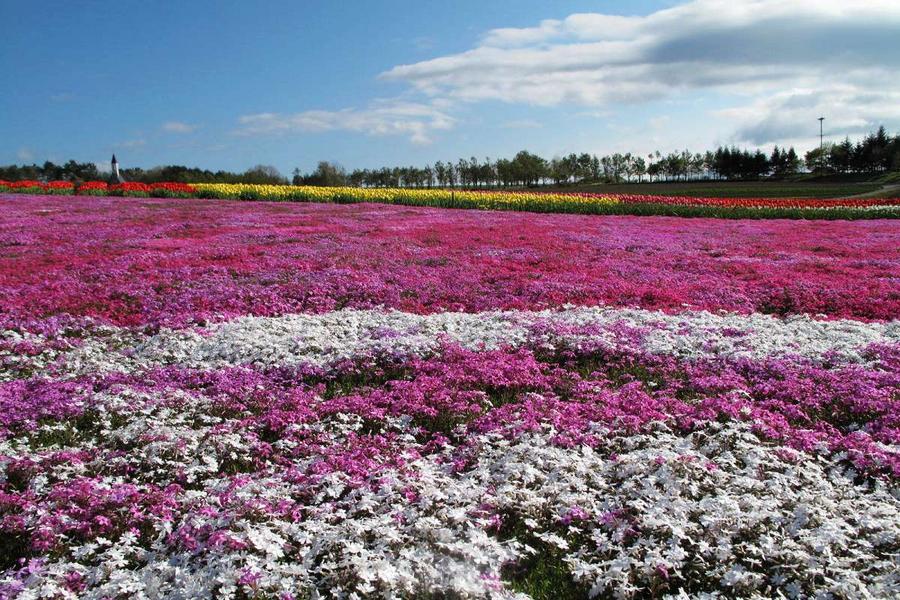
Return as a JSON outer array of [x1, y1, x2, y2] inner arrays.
[[110, 154, 125, 183]]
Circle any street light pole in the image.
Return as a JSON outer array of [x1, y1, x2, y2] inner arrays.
[[817, 117, 825, 173], [818, 117, 825, 150]]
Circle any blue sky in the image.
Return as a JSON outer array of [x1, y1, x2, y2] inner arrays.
[[2, 0, 899, 174]]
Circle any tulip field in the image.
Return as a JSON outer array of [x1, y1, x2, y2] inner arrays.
[[1, 192, 899, 599], [2, 179, 900, 219]]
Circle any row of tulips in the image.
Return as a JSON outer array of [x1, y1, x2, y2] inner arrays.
[[0, 180, 76, 195], [190, 183, 619, 213], [189, 183, 900, 219], [3, 179, 900, 218], [0, 180, 197, 198], [607, 192, 900, 209]]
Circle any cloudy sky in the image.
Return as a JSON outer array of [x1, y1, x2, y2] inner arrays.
[[1, 0, 898, 173]]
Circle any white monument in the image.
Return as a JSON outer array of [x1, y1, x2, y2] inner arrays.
[[110, 154, 125, 183]]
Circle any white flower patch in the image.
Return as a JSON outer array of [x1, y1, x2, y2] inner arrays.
[[7, 422, 899, 599], [0, 328, 76, 383], [36, 307, 898, 379], [462, 424, 900, 598]]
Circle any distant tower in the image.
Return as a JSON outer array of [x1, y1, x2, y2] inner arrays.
[[110, 154, 125, 183]]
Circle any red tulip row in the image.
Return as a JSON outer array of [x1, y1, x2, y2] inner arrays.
[[0, 180, 197, 197], [0, 180, 76, 194]]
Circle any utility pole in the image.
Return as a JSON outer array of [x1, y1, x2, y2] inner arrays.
[[818, 117, 825, 150], [817, 117, 825, 173]]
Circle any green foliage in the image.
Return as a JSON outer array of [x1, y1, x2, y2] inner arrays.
[[107, 189, 150, 198], [507, 552, 588, 600], [0, 160, 98, 183], [295, 161, 349, 186], [241, 165, 288, 185]]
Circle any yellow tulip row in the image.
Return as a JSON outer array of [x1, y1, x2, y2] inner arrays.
[[189, 183, 619, 213]]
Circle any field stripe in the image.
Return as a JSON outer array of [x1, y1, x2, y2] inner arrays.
[[8, 306, 894, 381]]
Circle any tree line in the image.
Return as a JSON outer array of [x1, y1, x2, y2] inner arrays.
[[0, 162, 289, 186], [296, 126, 898, 188], [296, 148, 786, 189], [804, 126, 898, 174], [2, 126, 898, 188]]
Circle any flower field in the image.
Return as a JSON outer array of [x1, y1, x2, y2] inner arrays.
[[1, 193, 899, 598], [2, 180, 900, 219]]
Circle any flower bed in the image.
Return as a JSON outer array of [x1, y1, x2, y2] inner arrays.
[[75, 181, 109, 196], [149, 182, 198, 198], [190, 183, 900, 219], [108, 181, 152, 197], [0, 195, 898, 598], [2, 180, 899, 218]]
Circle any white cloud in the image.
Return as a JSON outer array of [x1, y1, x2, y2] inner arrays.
[[411, 36, 436, 51], [236, 99, 456, 145], [720, 84, 900, 145], [16, 148, 34, 161], [115, 138, 146, 149], [380, 0, 900, 144], [648, 116, 671, 129], [501, 119, 543, 129], [481, 19, 564, 48], [162, 121, 196, 134]]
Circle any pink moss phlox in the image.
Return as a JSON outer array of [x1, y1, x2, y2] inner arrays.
[[2, 195, 898, 328]]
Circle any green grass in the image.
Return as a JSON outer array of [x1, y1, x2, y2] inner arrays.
[[853, 187, 900, 199], [506, 552, 589, 600]]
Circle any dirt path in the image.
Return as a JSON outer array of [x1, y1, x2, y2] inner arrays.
[[838, 183, 900, 199]]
